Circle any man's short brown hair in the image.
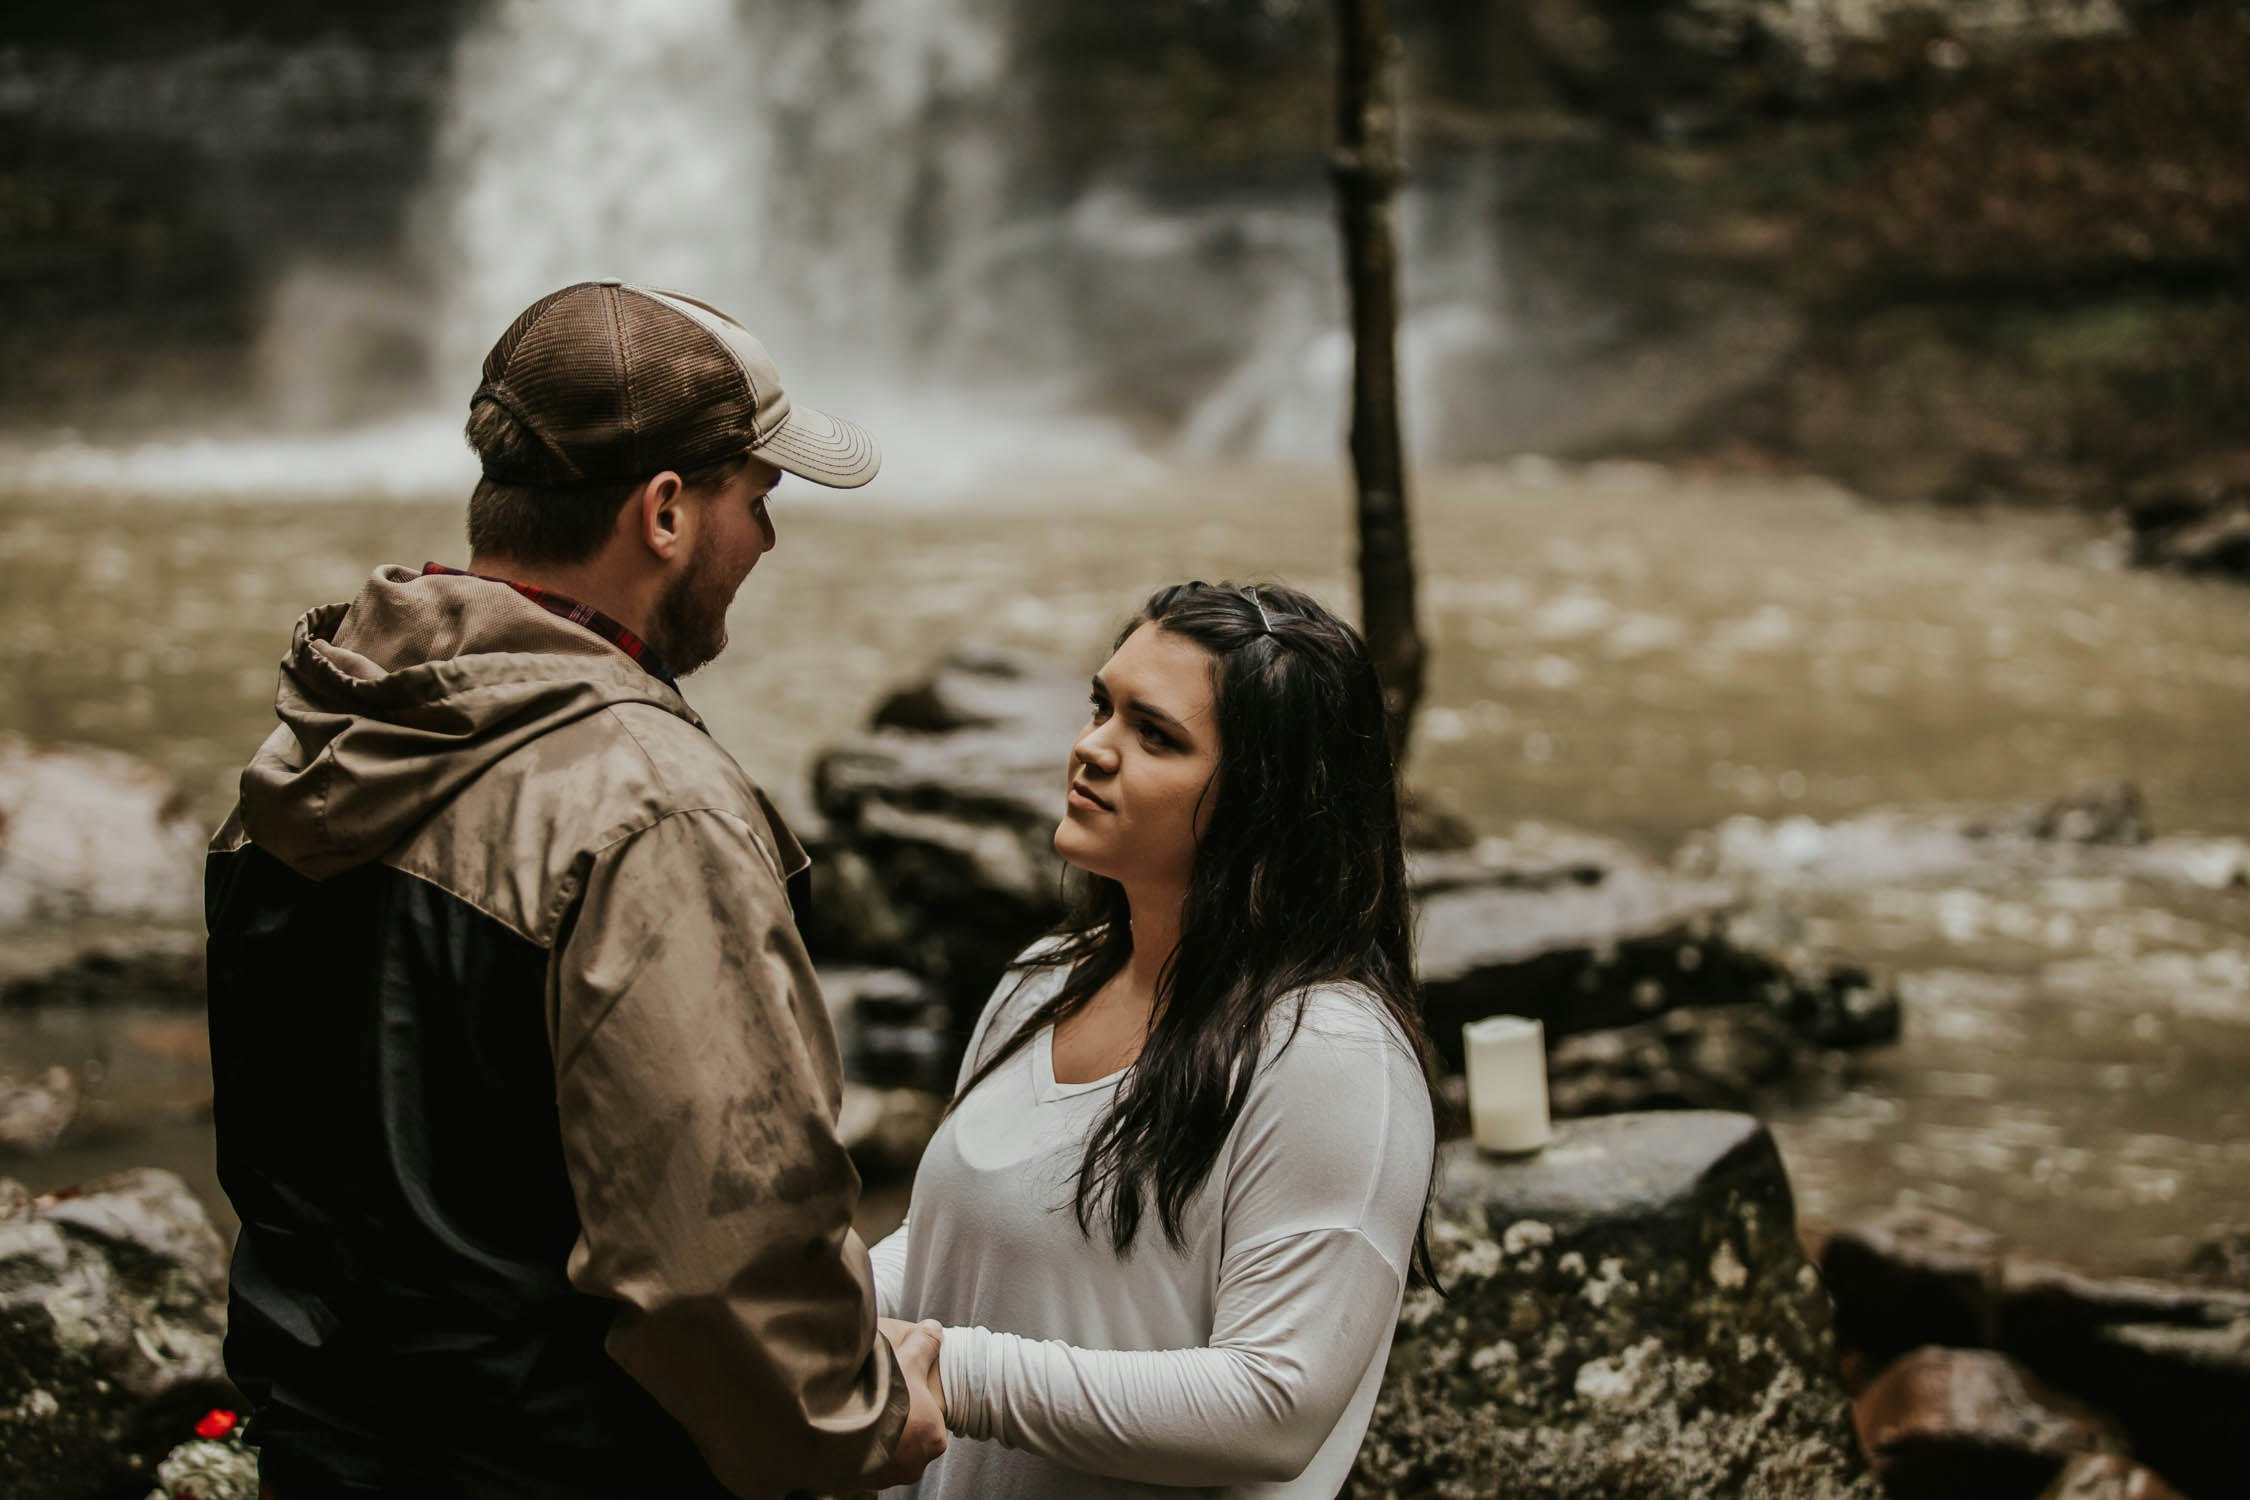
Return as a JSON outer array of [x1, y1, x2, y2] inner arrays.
[[464, 398, 750, 566]]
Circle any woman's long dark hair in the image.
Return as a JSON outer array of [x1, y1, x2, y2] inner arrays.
[[952, 580, 1441, 1287]]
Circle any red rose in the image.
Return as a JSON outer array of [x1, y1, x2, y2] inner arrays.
[[194, 1409, 238, 1440]]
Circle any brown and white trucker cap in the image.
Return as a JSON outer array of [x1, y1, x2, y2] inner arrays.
[[470, 278, 879, 490]]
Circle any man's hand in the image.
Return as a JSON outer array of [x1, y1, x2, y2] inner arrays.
[[865, 1318, 947, 1488]]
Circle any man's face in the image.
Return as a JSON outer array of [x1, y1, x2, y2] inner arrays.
[[651, 456, 783, 676]]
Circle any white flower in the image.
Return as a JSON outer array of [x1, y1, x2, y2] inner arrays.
[[146, 1439, 260, 1500]]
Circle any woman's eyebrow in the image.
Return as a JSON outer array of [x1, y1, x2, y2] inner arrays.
[[1091, 674, 1188, 731]]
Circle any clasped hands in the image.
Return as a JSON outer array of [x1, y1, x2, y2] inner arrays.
[[866, 1316, 948, 1488]]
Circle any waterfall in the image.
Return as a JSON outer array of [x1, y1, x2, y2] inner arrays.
[[426, 0, 1009, 391], [413, 0, 1136, 495]]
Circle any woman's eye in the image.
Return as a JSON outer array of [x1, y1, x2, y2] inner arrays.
[[1139, 724, 1172, 749], [1087, 693, 1110, 721]]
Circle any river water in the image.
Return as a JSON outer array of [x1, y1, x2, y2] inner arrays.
[[3, 460, 2246, 1268]]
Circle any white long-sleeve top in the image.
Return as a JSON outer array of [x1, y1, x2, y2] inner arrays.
[[868, 945, 1434, 1498]]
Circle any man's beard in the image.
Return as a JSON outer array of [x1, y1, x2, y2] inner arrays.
[[650, 549, 733, 678]]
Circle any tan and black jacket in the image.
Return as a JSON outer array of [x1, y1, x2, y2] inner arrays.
[[205, 565, 907, 1499]]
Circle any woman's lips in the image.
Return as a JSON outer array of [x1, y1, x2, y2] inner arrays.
[[1067, 781, 1112, 813]]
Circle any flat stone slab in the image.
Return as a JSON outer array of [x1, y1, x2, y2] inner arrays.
[[1435, 1109, 1776, 1239], [1416, 831, 1897, 1068]]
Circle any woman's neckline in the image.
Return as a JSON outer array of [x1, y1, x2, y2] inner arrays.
[[1036, 1023, 1129, 1097]]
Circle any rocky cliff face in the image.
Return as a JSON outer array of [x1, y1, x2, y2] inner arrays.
[[1035, 0, 2248, 514], [0, 3, 457, 430]]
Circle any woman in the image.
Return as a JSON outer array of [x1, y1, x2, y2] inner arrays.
[[868, 580, 1439, 1498]]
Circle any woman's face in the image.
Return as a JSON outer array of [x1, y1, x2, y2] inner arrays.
[[1054, 622, 1222, 895]]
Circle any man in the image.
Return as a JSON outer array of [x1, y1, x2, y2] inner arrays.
[[204, 279, 945, 1498]]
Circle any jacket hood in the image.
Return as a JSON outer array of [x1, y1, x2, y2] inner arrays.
[[239, 564, 700, 879]]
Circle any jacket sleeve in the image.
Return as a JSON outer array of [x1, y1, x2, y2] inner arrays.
[[548, 807, 909, 1498]]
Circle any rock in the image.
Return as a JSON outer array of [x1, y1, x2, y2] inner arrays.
[[0, 735, 206, 929], [0, 1168, 235, 1500], [1522, 0, 2137, 135], [0, 737, 208, 1012], [837, 1085, 944, 1187], [1854, 1346, 2124, 1500], [1406, 824, 1641, 896], [1418, 826, 1898, 1068], [1963, 783, 2151, 847], [2184, 1228, 2250, 1291], [866, 646, 1088, 737], [2141, 502, 2250, 581], [2039, 1453, 2188, 1500], [2124, 452, 2250, 582], [1349, 1112, 1880, 1499], [1414, 831, 1735, 1062], [1822, 1208, 2007, 1370], [1400, 797, 1479, 854], [0, 930, 206, 1008], [1997, 1261, 2250, 1500], [1820, 1205, 2250, 1500], [795, 837, 915, 973], [820, 966, 953, 1093], [1997, 1255, 2250, 1365], [1728, 927, 1901, 1053], [0, 1066, 89, 1156], [1547, 1005, 1808, 1116], [808, 646, 1083, 1021]]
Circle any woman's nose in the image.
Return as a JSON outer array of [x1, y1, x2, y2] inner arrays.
[[1074, 728, 1119, 773]]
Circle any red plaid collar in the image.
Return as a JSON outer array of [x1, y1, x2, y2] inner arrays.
[[421, 563, 677, 690]]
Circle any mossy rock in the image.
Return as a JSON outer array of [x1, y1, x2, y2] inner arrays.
[[1351, 1114, 1879, 1499]]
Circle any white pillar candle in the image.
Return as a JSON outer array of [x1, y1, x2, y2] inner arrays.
[[1463, 1015, 1550, 1155]]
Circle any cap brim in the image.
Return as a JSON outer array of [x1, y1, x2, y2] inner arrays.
[[751, 405, 881, 489]]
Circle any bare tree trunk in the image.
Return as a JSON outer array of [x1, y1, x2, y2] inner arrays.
[[1331, 0, 1426, 766]]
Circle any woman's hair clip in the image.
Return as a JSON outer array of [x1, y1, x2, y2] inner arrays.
[[1241, 586, 1276, 635]]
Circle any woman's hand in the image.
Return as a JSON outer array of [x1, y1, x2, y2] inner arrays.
[[866, 1317, 948, 1487], [879, 1317, 948, 1414]]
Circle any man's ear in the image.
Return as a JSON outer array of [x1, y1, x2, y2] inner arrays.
[[634, 471, 688, 560]]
